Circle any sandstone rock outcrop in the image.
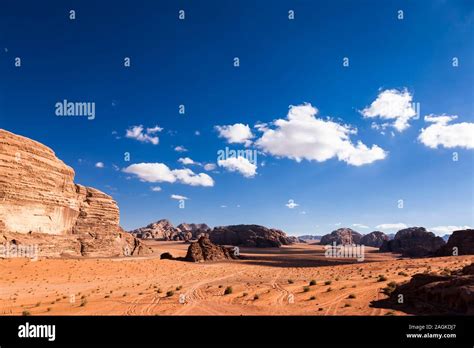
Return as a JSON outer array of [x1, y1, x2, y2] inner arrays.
[[0, 129, 150, 257], [177, 223, 210, 233], [184, 236, 238, 262], [319, 228, 362, 245], [298, 235, 324, 241], [287, 236, 306, 243], [360, 231, 388, 247], [435, 229, 474, 256], [379, 227, 445, 257], [375, 263, 474, 315], [209, 224, 293, 247], [129, 220, 210, 241], [129, 219, 179, 240]]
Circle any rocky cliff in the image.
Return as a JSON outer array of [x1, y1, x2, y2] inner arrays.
[[129, 220, 210, 241], [360, 231, 388, 247], [319, 228, 362, 245], [435, 229, 474, 256], [0, 129, 150, 258], [209, 224, 292, 247], [379, 227, 445, 257]]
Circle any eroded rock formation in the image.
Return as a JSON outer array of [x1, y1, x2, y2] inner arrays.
[[184, 236, 238, 262], [177, 223, 210, 234], [435, 229, 474, 256], [319, 228, 362, 245], [129, 220, 210, 241], [209, 224, 292, 247], [379, 227, 445, 257], [374, 263, 474, 315], [360, 231, 388, 247], [0, 129, 150, 258]]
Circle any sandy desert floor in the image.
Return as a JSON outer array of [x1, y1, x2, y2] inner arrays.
[[0, 241, 472, 316]]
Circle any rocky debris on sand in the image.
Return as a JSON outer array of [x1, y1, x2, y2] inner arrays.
[[379, 227, 445, 257], [376, 263, 474, 315]]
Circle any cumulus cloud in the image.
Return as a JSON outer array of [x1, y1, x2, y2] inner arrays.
[[430, 225, 472, 235], [285, 199, 299, 209], [174, 145, 188, 152], [217, 156, 257, 177], [172, 168, 214, 186], [171, 194, 188, 200], [204, 163, 217, 171], [215, 123, 254, 146], [150, 186, 162, 192], [375, 223, 408, 230], [352, 223, 369, 229], [418, 114, 474, 149], [146, 125, 163, 134], [360, 89, 417, 132], [123, 163, 214, 187], [95, 162, 104, 168], [125, 125, 162, 145], [255, 103, 386, 166], [178, 157, 196, 165]]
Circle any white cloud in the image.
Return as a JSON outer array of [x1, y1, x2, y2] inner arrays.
[[150, 186, 162, 192], [95, 162, 104, 168], [171, 194, 188, 200], [375, 223, 408, 230], [178, 157, 196, 165], [418, 114, 474, 149], [215, 123, 254, 146], [172, 168, 214, 186], [146, 125, 163, 134], [430, 225, 472, 236], [204, 163, 217, 171], [255, 103, 386, 166], [217, 156, 257, 177], [285, 199, 299, 209], [360, 89, 417, 132], [195, 130, 201, 136], [352, 223, 369, 229], [123, 163, 214, 187], [334, 222, 342, 226], [174, 145, 188, 152], [254, 122, 269, 132], [220, 205, 227, 208], [125, 125, 161, 145]]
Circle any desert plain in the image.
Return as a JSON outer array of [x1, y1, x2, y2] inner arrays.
[[1, 241, 472, 316]]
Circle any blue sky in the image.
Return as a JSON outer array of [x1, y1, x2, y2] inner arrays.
[[1, 0, 473, 236]]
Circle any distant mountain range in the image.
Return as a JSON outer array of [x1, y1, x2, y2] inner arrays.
[[300, 231, 452, 242]]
